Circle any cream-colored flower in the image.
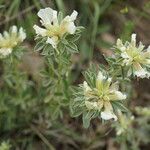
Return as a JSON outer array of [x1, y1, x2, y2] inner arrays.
[[0, 25, 26, 57], [135, 106, 150, 117], [33, 7, 78, 49], [116, 34, 150, 78], [116, 111, 134, 136], [83, 71, 126, 121]]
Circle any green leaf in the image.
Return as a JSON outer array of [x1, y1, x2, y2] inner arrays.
[[70, 98, 84, 117], [76, 26, 85, 34], [51, 105, 61, 120], [67, 34, 81, 42], [82, 111, 94, 128], [34, 42, 45, 51], [112, 101, 128, 112], [71, 107, 83, 117], [66, 42, 78, 53], [83, 112, 90, 128], [61, 38, 69, 45]]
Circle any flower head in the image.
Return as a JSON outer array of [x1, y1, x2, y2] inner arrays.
[[83, 71, 126, 121], [135, 106, 150, 117], [0, 26, 26, 58], [33, 7, 78, 49], [116, 34, 150, 78], [115, 111, 134, 136]]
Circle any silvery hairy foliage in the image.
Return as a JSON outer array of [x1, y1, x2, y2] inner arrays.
[[33, 7, 84, 119], [71, 34, 150, 128]]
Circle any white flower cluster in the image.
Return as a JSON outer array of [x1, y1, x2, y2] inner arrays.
[[116, 34, 150, 78], [0, 26, 26, 57], [33, 7, 78, 49], [83, 71, 126, 121]]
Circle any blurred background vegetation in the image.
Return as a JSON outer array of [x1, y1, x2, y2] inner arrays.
[[0, 0, 150, 149]]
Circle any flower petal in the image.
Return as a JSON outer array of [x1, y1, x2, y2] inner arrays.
[[147, 45, 150, 52], [83, 81, 91, 92], [133, 63, 148, 78], [138, 42, 145, 51], [97, 71, 106, 81], [60, 10, 78, 34], [145, 59, 150, 64], [46, 36, 58, 49], [85, 101, 98, 110], [134, 69, 148, 78], [18, 27, 26, 41], [65, 22, 76, 34], [110, 82, 119, 91], [0, 33, 4, 41], [11, 25, 17, 34], [116, 39, 125, 51], [96, 71, 106, 91], [121, 51, 129, 59], [52, 10, 58, 25], [109, 91, 126, 101], [131, 33, 136, 47], [101, 111, 117, 121], [0, 48, 12, 57], [3, 31, 10, 39], [33, 25, 47, 36], [101, 101, 117, 120], [104, 101, 113, 112], [70, 10, 78, 21], [37, 7, 54, 26], [97, 100, 104, 110]]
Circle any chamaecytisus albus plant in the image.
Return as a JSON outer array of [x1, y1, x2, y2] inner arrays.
[[114, 34, 150, 78], [33, 7, 84, 119], [0, 26, 34, 131], [71, 34, 150, 128], [0, 25, 26, 58], [71, 66, 127, 128], [33, 7, 78, 49]]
